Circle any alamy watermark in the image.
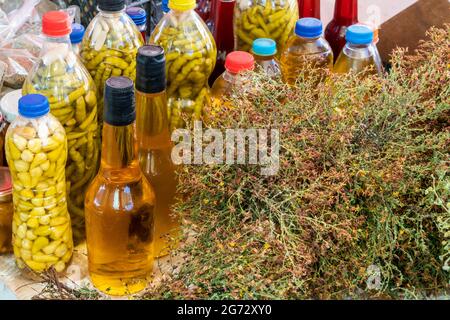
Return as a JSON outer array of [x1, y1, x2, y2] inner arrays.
[[171, 121, 280, 176]]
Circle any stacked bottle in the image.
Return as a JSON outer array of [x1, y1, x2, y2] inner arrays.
[[280, 18, 333, 85], [85, 77, 156, 296], [135, 45, 180, 257], [150, 0, 217, 131], [298, 0, 320, 19], [211, 51, 255, 109], [5, 94, 73, 272], [334, 24, 383, 76], [325, 0, 358, 61], [126, 7, 147, 42], [80, 0, 144, 101], [22, 11, 100, 240], [234, 0, 299, 53], [70, 23, 85, 55], [252, 38, 281, 77]]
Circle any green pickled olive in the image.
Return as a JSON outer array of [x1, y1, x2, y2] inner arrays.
[[5, 113, 74, 273], [234, 0, 298, 54]]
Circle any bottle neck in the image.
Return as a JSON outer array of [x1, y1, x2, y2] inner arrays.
[[100, 122, 140, 177], [98, 8, 126, 18], [333, 0, 358, 24], [41, 34, 72, 56]]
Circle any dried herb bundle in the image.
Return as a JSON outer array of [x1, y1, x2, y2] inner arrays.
[[147, 25, 449, 299]]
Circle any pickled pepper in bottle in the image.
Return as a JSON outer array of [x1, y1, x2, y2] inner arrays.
[[334, 25, 383, 76], [280, 18, 333, 85], [80, 0, 144, 104], [324, 0, 358, 62], [22, 11, 100, 241], [5, 94, 73, 272], [85, 77, 155, 296], [135, 45, 180, 258], [234, 0, 299, 53], [149, 0, 217, 131]]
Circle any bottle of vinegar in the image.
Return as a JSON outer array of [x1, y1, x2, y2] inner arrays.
[[135, 45, 180, 258], [85, 77, 156, 296]]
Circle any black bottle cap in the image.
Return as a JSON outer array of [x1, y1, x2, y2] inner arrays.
[[104, 77, 136, 126], [136, 45, 166, 94], [98, 0, 125, 12]]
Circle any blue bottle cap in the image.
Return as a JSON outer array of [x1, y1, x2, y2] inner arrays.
[[346, 25, 374, 45], [70, 23, 85, 44], [126, 7, 147, 26], [295, 18, 323, 38], [252, 38, 277, 56], [18, 94, 50, 118], [162, 0, 170, 13]]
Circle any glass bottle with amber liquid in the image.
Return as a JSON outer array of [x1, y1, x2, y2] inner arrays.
[[135, 45, 180, 258], [85, 77, 156, 296]]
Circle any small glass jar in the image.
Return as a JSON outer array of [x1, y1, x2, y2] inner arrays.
[[0, 167, 13, 254]]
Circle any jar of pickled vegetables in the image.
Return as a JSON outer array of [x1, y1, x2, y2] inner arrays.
[[5, 94, 73, 272], [81, 0, 144, 101], [22, 11, 100, 241], [234, 0, 298, 53], [0, 167, 13, 254], [150, 0, 217, 131]]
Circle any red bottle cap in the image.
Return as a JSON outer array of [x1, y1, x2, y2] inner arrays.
[[42, 11, 72, 37], [224, 51, 255, 74]]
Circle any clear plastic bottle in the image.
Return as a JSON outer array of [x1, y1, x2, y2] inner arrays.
[[234, 0, 299, 53], [280, 18, 333, 85], [334, 25, 383, 76], [70, 23, 85, 56], [251, 38, 280, 77], [135, 45, 180, 258], [22, 11, 100, 241], [211, 51, 255, 109], [5, 94, 73, 273], [149, 0, 217, 131], [80, 0, 144, 100], [85, 77, 156, 296]]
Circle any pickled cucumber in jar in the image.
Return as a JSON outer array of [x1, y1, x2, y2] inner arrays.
[[149, 0, 217, 131], [234, 0, 298, 53], [80, 0, 144, 104], [22, 11, 100, 241], [5, 94, 73, 273]]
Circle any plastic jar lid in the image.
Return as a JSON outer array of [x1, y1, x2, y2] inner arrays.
[[346, 25, 374, 45], [162, 0, 170, 13], [70, 23, 85, 44], [295, 18, 323, 38], [0, 167, 12, 203], [225, 51, 255, 74], [252, 38, 277, 56], [126, 7, 147, 26], [0, 90, 21, 123], [18, 94, 50, 118], [169, 0, 196, 11], [42, 11, 72, 37]]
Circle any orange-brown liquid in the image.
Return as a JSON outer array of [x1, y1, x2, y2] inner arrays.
[[136, 90, 180, 258], [85, 123, 155, 296]]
